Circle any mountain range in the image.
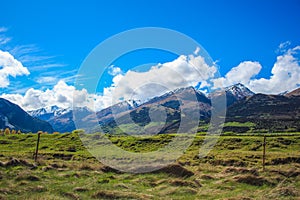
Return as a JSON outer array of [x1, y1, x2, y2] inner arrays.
[[1, 83, 300, 134]]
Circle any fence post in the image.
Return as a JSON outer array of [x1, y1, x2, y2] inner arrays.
[[34, 132, 42, 162], [262, 135, 266, 171]]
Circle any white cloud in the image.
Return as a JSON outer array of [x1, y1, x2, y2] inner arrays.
[[1, 52, 218, 111], [277, 41, 291, 53], [249, 46, 300, 93], [108, 65, 122, 76], [1, 80, 92, 111], [213, 45, 300, 94], [0, 50, 30, 88], [212, 61, 262, 88], [2, 43, 299, 113], [36, 76, 57, 84], [108, 53, 217, 104], [194, 46, 200, 55], [0, 37, 11, 45]]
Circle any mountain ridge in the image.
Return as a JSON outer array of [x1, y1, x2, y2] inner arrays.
[[22, 83, 300, 133]]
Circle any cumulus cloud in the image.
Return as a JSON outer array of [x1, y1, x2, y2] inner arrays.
[[108, 53, 217, 104], [1, 51, 218, 111], [213, 45, 300, 94], [212, 61, 262, 88], [1, 79, 114, 111], [0, 50, 30, 87], [2, 44, 299, 112], [90, 52, 217, 109], [249, 46, 300, 93], [1, 80, 92, 111]]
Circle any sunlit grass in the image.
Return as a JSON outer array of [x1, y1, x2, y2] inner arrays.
[[0, 132, 299, 199]]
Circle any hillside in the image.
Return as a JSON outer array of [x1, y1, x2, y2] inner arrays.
[[0, 98, 53, 133], [225, 93, 300, 133], [99, 86, 211, 134]]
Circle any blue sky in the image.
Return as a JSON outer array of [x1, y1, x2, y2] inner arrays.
[[0, 0, 300, 110]]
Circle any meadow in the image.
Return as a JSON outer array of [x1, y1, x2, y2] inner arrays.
[[0, 132, 299, 199]]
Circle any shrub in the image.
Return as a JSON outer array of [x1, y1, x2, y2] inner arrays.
[[4, 128, 10, 135]]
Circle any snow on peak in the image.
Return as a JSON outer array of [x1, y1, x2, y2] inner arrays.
[[225, 83, 254, 99], [28, 106, 70, 117]]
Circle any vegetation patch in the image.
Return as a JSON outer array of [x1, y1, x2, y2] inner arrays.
[[15, 174, 40, 182], [92, 190, 152, 199], [233, 175, 273, 186], [224, 167, 259, 176], [155, 163, 194, 177]]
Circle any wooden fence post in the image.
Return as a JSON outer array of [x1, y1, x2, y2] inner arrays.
[[34, 132, 42, 162], [262, 135, 266, 171]]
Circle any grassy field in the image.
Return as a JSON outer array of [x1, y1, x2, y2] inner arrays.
[[0, 132, 299, 199]]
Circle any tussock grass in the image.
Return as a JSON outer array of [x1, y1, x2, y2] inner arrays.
[[0, 132, 299, 199]]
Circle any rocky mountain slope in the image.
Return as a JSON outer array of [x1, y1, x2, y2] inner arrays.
[[225, 90, 300, 133], [209, 83, 254, 106]]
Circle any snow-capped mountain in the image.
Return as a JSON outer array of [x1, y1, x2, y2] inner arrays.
[[28, 101, 141, 133], [28, 106, 95, 133], [28, 106, 70, 121], [209, 83, 255, 106], [49, 106, 94, 133], [225, 83, 255, 100]]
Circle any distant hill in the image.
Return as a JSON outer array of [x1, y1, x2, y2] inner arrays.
[[28, 102, 138, 133], [0, 98, 53, 133], [96, 100, 140, 124], [225, 90, 300, 133]]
